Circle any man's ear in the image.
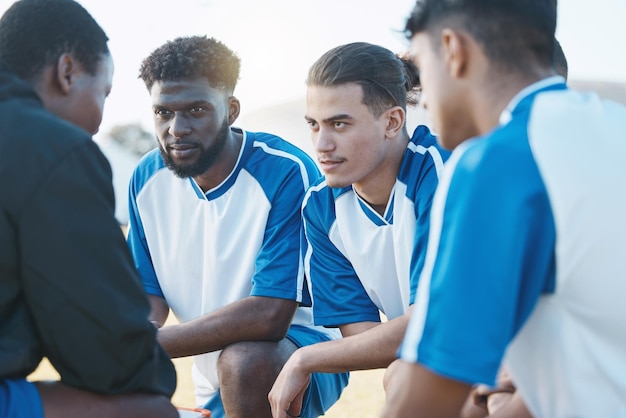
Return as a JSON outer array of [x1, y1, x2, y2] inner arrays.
[[441, 28, 468, 79], [55, 53, 78, 95], [227, 96, 241, 124], [385, 106, 406, 139]]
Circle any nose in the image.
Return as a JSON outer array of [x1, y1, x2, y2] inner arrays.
[[312, 127, 335, 153], [169, 112, 192, 138]]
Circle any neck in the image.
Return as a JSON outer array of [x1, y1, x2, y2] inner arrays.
[[194, 129, 243, 192], [474, 68, 556, 136], [353, 131, 409, 216]]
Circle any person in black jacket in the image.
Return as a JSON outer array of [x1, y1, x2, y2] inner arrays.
[[0, 1, 178, 417]]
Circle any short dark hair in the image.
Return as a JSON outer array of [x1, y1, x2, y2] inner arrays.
[[139, 36, 241, 94], [405, 0, 557, 73], [306, 42, 420, 117], [0, 0, 109, 81]]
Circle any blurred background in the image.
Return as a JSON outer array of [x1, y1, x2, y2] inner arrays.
[[3, 0, 623, 224]]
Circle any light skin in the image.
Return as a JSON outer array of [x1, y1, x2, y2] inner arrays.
[[147, 77, 302, 418], [461, 366, 532, 418], [268, 83, 412, 418], [305, 83, 407, 214], [30, 52, 176, 418], [381, 24, 554, 418]]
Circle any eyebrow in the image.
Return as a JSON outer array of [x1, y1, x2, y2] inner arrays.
[[305, 114, 354, 124], [152, 100, 211, 111]]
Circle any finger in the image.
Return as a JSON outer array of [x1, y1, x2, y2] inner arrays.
[[268, 390, 290, 418], [269, 403, 288, 418], [286, 380, 308, 417]]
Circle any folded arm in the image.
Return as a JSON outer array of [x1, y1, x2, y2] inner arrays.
[[154, 295, 298, 358]]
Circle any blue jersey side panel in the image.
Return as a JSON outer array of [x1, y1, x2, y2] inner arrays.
[[401, 82, 563, 385], [126, 149, 166, 298]]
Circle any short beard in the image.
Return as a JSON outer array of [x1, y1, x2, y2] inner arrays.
[[159, 120, 230, 179]]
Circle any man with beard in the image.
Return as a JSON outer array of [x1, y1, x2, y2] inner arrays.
[[127, 36, 348, 418]]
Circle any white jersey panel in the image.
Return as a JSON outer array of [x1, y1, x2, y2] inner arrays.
[[330, 182, 414, 319], [136, 168, 269, 323], [506, 90, 626, 418]]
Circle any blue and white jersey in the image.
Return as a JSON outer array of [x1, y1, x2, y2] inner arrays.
[[303, 126, 448, 326], [127, 128, 337, 402], [401, 77, 626, 417]]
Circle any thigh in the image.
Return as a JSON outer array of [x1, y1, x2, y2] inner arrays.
[[0, 378, 44, 418]]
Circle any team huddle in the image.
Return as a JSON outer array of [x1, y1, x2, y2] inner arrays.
[[1, 1, 625, 418]]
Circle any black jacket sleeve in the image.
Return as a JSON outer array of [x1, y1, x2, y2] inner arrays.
[[17, 139, 176, 396]]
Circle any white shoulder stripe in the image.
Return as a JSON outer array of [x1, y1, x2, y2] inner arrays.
[[253, 141, 311, 189], [302, 180, 328, 210], [408, 143, 446, 179], [400, 139, 473, 362]]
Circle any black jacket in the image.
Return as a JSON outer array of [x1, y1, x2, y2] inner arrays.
[[0, 62, 176, 397]]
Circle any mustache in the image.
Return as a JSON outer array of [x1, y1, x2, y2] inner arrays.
[[317, 155, 345, 163], [165, 141, 199, 149]]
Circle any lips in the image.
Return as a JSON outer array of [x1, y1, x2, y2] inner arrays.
[[168, 143, 199, 159], [318, 157, 344, 173]]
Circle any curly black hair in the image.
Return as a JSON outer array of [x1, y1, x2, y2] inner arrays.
[[139, 36, 241, 94], [0, 0, 109, 81]]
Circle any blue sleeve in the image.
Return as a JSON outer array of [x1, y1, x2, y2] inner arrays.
[[401, 135, 555, 386], [126, 160, 164, 298], [249, 154, 321, 303], [407, 146, 449, 304], [303, 188, 381, 327]]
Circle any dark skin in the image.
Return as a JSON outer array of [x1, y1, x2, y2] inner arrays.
[[151, 295, 299, 418], [148, 78, 301, 418], [149, 295, 298, 358]]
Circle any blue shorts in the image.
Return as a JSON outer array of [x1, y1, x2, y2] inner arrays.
[[0, 378, 44, 418], [204, 324, 349, 418]]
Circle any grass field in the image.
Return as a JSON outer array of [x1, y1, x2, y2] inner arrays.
[[27, 313, 387, 417]]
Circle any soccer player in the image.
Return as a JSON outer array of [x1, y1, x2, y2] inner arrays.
[[383, 1, 626, 417], [268, 42, 449, 418], [127, 36, 348, 418]]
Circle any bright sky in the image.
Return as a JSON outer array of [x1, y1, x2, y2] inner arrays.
[[2, 0, 625, 140]]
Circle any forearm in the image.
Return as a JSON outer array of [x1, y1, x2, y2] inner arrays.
[[383, 360, 471, 418], [148, 295, 169, 328], [293, 314, 410, 375], [158, 296, 297, 358]]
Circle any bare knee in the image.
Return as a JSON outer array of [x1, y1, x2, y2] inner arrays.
[[218, 340, 296, 418], [218, 340, 292, 385], [383, 359, 403, 393]]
